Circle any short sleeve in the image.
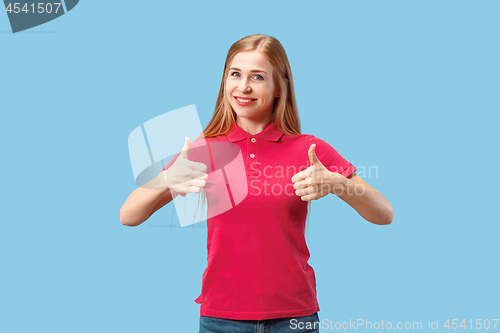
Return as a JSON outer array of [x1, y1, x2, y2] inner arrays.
[[308, 135, 357, 178], [161, 151, 187, 198]]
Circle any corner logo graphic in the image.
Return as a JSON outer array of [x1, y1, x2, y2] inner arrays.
[[4, 1, 78, 33], [128, 105, 248, 227]]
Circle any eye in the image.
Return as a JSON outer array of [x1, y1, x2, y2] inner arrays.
[[254, 75, 264, 80], [230, 71, 240, 77]]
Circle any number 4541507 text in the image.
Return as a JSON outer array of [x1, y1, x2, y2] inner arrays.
[[6, 3, 62, 14]]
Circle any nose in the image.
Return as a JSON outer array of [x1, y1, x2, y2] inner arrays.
[[237, 78, 251, 93]]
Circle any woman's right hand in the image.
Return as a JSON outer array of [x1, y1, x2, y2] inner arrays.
[[163, 137, 208, 193]]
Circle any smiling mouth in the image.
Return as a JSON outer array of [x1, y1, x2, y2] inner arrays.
[[234, 96, 257, 102]]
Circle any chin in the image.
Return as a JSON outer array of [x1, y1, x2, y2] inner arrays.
[[234, 112, 253, 118]]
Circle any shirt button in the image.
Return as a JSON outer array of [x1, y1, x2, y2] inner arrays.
[[250, 153, 255, 158], [251, 138, 256, 143]]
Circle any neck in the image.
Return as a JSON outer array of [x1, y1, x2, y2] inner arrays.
[[236, 114, 273, 135]]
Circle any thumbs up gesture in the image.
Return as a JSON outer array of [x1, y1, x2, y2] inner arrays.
[[164, 137, 208, 194], [291, 144, 346, 201]]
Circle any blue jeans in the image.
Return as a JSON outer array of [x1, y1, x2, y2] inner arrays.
[[199, 312, 320, 333]]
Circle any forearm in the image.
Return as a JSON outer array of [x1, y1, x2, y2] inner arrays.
[[120, 172, 172, 227], [335, 176, 393, 225]]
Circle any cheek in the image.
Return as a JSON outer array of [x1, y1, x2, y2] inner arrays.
[[262, 91, 275, 103], [261, 85, 274, 99], [226, 83, 236, 95], [225, 88, 232, 101]]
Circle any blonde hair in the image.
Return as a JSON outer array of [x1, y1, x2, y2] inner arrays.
[[191, 34, 311, 232]]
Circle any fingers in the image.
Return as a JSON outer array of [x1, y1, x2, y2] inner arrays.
[[293, 180, 310, 190], [187, 160, 208, 172], [291, 144, 320, 182], [308, 144, 320, 165], [291, 169, 307, 183], [188, 178, 207, 188], [179, 179, 207, 193], [172, 172, 208, 194], [292, 169, 309, 183], [190, 170, 209, 180], [182, 186, 204, 193], [300, 195, 314, 202], [295, 185, 315, 197], [179, 136, 191, 159]]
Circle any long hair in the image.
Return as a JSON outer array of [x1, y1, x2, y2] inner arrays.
[[191, 34, 311, 232]]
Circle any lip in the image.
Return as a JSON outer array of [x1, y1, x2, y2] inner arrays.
[[234, 96, 257, 106]]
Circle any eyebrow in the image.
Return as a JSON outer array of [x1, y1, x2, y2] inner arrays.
[[229, 67, 268, 75]]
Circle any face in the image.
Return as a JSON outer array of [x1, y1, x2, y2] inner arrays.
[[225, 51, 280, 123]]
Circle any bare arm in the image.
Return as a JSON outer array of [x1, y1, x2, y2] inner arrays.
[[337, 172, 394, 225], [119, 171, 176, 227]]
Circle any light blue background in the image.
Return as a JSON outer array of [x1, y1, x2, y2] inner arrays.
[[1, 1, 498, 332]]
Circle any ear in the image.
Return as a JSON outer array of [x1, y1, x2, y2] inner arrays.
[[275, 90, 281, 98]]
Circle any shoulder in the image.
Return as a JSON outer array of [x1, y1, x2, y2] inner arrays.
[[307, 135, 338, 156], [280, 133, 312, 144], [299, 133, 335, 150], [279, 133, 337, 152], [281, 133, 329, 143], [302, 134, 354, 171]]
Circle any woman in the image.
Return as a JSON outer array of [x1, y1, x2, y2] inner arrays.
[[120, 34, 394, 333]]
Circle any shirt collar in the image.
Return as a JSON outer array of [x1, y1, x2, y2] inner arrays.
[[228, 121, 284, 142]]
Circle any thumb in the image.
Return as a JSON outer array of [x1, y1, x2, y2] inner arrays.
[[308, 144, 320, 165], [179, 136, 191, 159]]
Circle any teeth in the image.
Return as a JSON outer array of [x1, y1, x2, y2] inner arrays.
[[236, 97, 254, 102]]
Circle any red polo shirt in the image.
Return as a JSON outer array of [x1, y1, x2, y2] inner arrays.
[[162, 121, 356, 320]]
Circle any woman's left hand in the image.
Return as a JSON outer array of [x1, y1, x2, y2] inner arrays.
[[291, 144, 347, 201]]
